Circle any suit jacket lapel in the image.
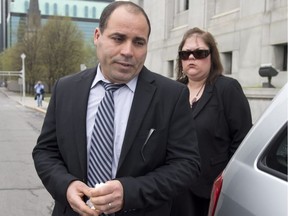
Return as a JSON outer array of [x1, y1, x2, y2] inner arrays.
[[72, 68, 97, 177], [117, 68, 156, 171], [193, 84, 213, 118]]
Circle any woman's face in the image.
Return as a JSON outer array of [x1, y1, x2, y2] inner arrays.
[[181, 35, 211, 82]]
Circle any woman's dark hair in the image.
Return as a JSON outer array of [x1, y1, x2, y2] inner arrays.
[[99, 1, 151, 38], [176, 27, 223, 84]]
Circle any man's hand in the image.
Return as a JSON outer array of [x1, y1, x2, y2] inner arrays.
[[66, 180, 99, 216], [89, 180, 124, 215]]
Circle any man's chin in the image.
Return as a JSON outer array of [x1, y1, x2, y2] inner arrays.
[[111, 71, 137, 84]]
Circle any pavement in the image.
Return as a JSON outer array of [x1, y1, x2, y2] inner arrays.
[[0, 87, 48, 113], [0, 86, 54, 215]]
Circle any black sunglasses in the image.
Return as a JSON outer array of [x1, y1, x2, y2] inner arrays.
[[179, 49, 210, 60]]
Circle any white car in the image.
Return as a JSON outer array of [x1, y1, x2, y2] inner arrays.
[[209, 83, 288, 216]]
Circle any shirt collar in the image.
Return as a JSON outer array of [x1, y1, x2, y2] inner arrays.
[[91, 64, 138, 93]]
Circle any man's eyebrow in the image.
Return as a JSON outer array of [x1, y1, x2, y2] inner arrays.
[[110, 32, 125, 37], [134, 36, 147, 43], [110, 32, 147, 43]]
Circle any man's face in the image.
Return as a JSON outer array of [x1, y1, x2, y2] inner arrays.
[[94, 6, 149, 84]]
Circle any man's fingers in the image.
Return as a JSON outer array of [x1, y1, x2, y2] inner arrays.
[[87, 180, 124, 214], [66, 180, 100, 216]]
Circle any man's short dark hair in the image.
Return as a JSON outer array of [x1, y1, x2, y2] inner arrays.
[[99, 1, 151, 38]]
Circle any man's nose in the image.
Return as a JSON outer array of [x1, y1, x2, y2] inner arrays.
[[120, 42, 133, 56]]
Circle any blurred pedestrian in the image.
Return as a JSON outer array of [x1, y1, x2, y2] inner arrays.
[[34, 81, 44, 107]]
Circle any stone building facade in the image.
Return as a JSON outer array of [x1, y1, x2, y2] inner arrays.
[[130, 0, 287, 122]]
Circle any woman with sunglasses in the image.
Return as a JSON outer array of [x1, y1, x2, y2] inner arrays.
[[170, 27, 252, 216]]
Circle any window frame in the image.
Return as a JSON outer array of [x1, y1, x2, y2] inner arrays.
[[258, 122, 287, 181]]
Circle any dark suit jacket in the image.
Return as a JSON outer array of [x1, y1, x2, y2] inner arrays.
[[170, 76, 252, 216], [32, 66, 200, 216], [191, 75, 252, 198]]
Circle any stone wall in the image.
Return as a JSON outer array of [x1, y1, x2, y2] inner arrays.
[[244, 87, 280, 123]]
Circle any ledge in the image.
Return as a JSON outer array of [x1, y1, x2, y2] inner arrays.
[[243, 87, 280, 100]]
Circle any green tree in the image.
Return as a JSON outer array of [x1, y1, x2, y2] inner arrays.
[[0, 23, 43, 94], [0, 43, 26, 72], [1, 16, 92, 93], [39, 16, 86, 92], [19, 30, 45, 93], [82, 39, 98, 68], [0, 44, 23, 84]]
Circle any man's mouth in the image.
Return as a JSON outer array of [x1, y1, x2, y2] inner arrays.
[[117, 62, 133, 68]]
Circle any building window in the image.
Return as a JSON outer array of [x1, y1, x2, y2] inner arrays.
[[185, 0, 189, 10], [221, 52, 232, 74], [167, 60, 174, 78], [24, 1, 29, 11], [65, 4, 69, 16], [53, 3, 58, 15], [176, 0, 189, 13], [92, 7, 97, 18], [45, 3, 49, 14], [73, 5, 77, 17], [84, 6, 89, 18], [274, 44, 287, 71]]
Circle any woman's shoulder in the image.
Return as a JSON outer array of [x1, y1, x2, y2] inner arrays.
[[215, 75, 238, 84], [215, 75, 241, 89], [214, 75, 244, 98]]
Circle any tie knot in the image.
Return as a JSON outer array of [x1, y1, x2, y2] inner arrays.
[[101, 81, 125, 92]]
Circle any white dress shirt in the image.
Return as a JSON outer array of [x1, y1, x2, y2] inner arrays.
[[86, 65, 138, 179]]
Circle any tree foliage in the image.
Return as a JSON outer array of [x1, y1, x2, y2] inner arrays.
[[0, 16, 97, 93], [20, 30, 44, 93], [39, 16, 86, 92], [0, 45, 21, 71], [83, 39, 98, 68]]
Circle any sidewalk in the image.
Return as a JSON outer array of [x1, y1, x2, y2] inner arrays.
[[0, 87, 48, 113]]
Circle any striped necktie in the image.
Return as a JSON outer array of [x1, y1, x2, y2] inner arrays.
[[88, 81, 124, 187]]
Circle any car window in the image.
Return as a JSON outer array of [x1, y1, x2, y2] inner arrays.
[[258, 123, 287, 181]]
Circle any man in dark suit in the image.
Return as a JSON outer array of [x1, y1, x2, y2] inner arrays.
[[32, 2, 200, 216]]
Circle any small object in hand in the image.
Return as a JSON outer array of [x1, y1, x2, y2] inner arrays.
[[86, 183, 105, 209]]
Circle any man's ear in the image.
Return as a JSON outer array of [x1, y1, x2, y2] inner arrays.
[[94, 28, 101, 45]]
